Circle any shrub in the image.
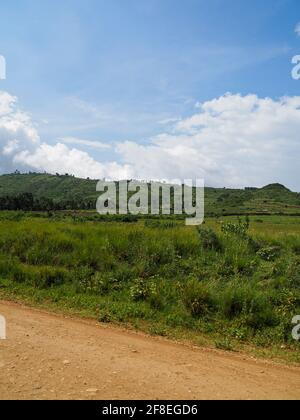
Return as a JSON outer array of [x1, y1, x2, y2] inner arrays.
[[197, 227, 222, 251], [113, 265, 135, 283], [244, 306, 278, 329], [10, 264, 69, 288], [165, 312, 192, 328], [73, 266, 94, 292], [148, 242, 176, 265], [11, 264, 28, 283], [129, 278, 163, 309], [119, 215, 139, 223], [287, 259, 300, 287], [0, 255, 19, 278], [49, 235, 75, 253], [247, 236, 262, 253], [98, 310, 113, 323], [221, 284, 253, 319], [257, 246, 281, 261], [145, 219, 176, 229], [130, 278, 150, 301], [220, 282, 278, 329], [221, 218, 249, 237], [147, 282, 164, 310], [149, 325, 168, 337], [215, 338, 234, 351], [292, 243, 300, 256], [34, 266, 69, 288], [182, 279, 216, 317], [90, 272, 111, 294], [235, 257, 258, 276], [74, 269, 124, 295]]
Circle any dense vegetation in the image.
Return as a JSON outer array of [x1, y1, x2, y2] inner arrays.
[[0, 213, 299, 361], [1, 172, 300, 215], [0, 173, 299, 361]]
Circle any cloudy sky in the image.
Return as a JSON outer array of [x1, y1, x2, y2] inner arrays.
[[1, 0, 300, 189]]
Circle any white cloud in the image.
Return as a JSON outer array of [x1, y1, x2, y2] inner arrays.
[[1, 91, 300, 189], [158, 118, 180, 125], [116, 94, 300, 189], [59, 137, 111, 150], [0, 91, 131, 180], [0, 92, 16, 115], [0, 91, 40, 172], [15, 143, 131, 180], [295, 22, 300, 37]]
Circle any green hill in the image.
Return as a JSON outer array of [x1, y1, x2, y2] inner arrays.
[[0, 173, 98, 201], [0, 172, 300, 216]]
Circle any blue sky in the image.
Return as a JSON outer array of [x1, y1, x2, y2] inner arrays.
[[1, 0, 300, 188]]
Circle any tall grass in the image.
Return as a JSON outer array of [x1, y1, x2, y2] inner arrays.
[[0, 216, 299, 350]]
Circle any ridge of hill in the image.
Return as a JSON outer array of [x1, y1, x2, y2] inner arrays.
[[0, 172, 300, 216]]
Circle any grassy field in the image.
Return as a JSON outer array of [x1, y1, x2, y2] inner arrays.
[[0, 212, 300, 363]]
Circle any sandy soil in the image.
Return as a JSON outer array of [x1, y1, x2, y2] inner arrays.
[[0, 300, 299, 400]]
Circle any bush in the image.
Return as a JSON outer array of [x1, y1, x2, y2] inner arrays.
[[292, 243, 300, 256], [287, 259, 300, 287], [130, 278, 151, 301], [221, 283, 253, 319], [221, 218, 249, 237], [247, 236, 262, 253], [182, 279, 216, 317], [148, 242, 176, 265], [90, 272, 111, 294], [147, 282, 164, 310], [10, 264, 69, 288], [197, 227, 222, 251], [35, 266, 69, 288], [11, 264, 28, 283], [74, 268, 125, 295], [0, 255, 19, 278], [98, 310, 113, 323], [129, 278, 163, 309], [244, 304, 278, 330], [257, 246, 281, 261], [220, 282, 278, 329], [215, 338, 234, 351], [73, 266, 94, 292], [235, 257, 258, 276]]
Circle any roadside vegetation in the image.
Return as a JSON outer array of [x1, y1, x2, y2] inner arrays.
[[0, 212, 299, 363]]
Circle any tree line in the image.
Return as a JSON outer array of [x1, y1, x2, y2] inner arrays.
[[0, 193, 96, 211]]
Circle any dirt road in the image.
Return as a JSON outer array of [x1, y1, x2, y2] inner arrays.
[[0, 301, 299, 400]]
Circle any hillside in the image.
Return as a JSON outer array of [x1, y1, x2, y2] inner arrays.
[[0, 173, 300, 216]]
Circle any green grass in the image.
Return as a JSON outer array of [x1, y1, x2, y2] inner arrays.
[[0, 214, 300, 364]]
